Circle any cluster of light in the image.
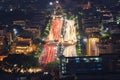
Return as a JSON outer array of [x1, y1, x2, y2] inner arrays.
[[2, 67, 42, 73], [20, 68, 42, 73], [44, 72, 48, 75], [13, 28, 17, 35], [49, 0, 59, 6]]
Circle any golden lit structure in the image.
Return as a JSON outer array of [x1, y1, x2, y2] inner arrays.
[[10, 37, 36, 55], [87, 34, 99, 56], [0, 56, 7, 61]]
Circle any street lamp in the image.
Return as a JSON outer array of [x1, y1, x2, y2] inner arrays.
[[13, 28, 18, 39], [49, 2, 53, 6], [13, 28, 17, 35], [56, 0, 59, 4], [83, 37, 87, 43]]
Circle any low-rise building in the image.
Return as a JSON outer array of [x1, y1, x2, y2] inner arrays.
[[10, 37, 36, 55], [97, 43, 113, 54], [24, 27, 40, 39]]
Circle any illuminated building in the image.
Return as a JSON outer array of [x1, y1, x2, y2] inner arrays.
[[82, 1, 91, 10], [60, 56, 103, 75], [0, 33, 9, 61], [0, 30, 4, 36], [6, 32, 13, 44], [97, 33, 120, 54], [24, 27, 40, 39], [101, 11, 114, 24], [13, 20, 26, 27], [82, 14, 101, 31], [97, 43, 113, 54], [59, 54, 120, 79], [0, 36, 4, 46], [87, 33, 100, 56], [0, 56, 7, 61], [85, 27, 99, 33], [0, 36, 7, 51], [10, 37, 36, 55]]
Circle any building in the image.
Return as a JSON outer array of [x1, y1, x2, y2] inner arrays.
[[59, 54, 120, 79], [82, 14, 101, 30], [0, 55, 7, 61], [13, 20, 26, 27], [87, 35, 99, 56], [97, 43, 113, 54], [60, 56, 103, 75], [10, 37, 36, 55], [24, 27, 40, 39], [0, 36, 4, 47]]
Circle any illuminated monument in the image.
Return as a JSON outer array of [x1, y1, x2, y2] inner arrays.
[[39, 1, 77, 64]]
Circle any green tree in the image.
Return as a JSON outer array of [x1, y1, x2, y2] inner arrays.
[[44, 60, 59, 72]]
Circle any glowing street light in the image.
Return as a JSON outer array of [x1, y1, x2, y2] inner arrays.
[[49, 2, 53, 5], [83, 37, 87, 43], [10, 8, 13, 11], [13, 28, 17, 35], [56, 0, 59, 3]]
